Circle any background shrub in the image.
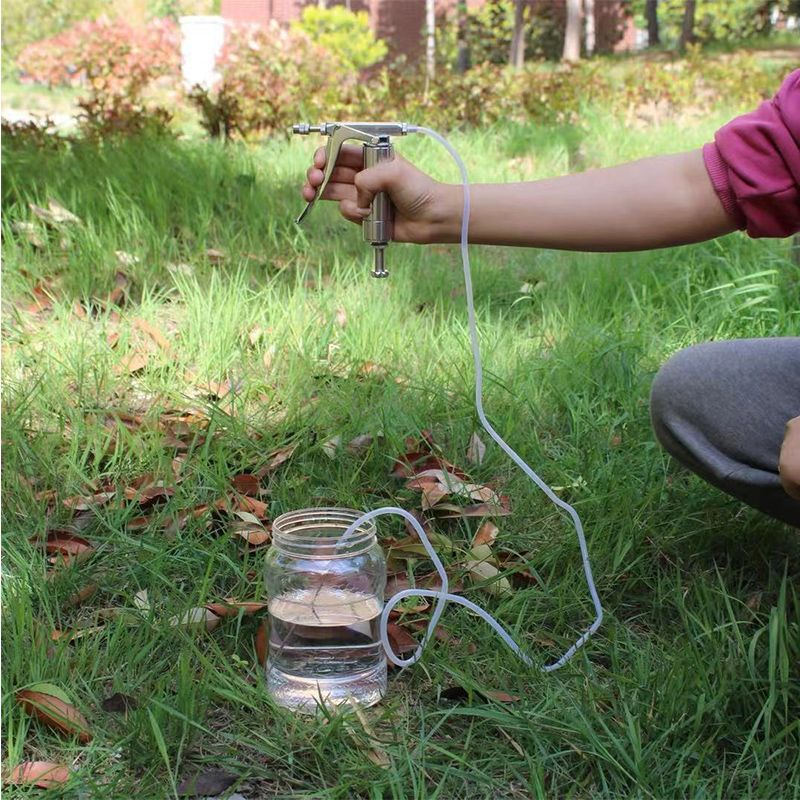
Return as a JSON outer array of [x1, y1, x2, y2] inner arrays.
[[16, 17, 180, 137], [291, 6, 387, 72]]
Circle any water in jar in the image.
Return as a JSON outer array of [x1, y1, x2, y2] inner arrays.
[[267, 586, 387, 711]]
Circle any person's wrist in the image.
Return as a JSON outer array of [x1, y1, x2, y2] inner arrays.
[[427, 183, 463, 244]]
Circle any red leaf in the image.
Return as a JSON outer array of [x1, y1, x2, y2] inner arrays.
[[17, 690, 92, 743], [7, 761, 71, 789], [385, 623, 418, 656], [472, 521, 499, 548], [205, 599, 267, 617], [231, 473, 260, 496], [255, 621, 269, 665]]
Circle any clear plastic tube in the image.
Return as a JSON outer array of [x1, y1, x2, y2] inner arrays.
[[343, 126, 603, 672]]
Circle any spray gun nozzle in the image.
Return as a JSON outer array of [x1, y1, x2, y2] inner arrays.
[[371, 245, 389, 278]]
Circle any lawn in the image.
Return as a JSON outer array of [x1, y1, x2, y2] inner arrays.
[[2, 107, 799, 798]]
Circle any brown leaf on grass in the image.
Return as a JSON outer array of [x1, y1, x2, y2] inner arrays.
[[115, 250, 139, 268], [428, 498, 512, 518], [204, 599, 267, 617], [116, 350, 149, 375], [466, 432, 486, 465], [176, 770, 237, 797], [472, 521, 499, 549], [263, 344, 276, 372], [358, 360, 388, 379], [335, 307, 348, 328], [132, 318, 171, 353], [407, 619, 477, 654], [7, 761, 71, 789], [169, 607, 222, 632], [48, 200, 82, 225], [231, 514, 271, 547], [420, 483, 449, 510], [105, 271, 130, 307], [62, 490, 116, 511], [124, 484, 174, 507], [439, 686, 520, 703], [67, 582, 98, 607], [34, 531, 94, 564], [102, 692, 138, 713], [385, 623, 418, 656], [346, 434, 374, 456], [385, 571, 464, 599], [11, 221, 45, 248], [215, 494, 270, 520], [464, 558, 513, 597], [231, 473, 260, 496], [255, 621, 269, 665], [256, 444, 297, 478], [17, 686, 92, 743], [51, 625, 106, 642], [346, 701, 391, 768], [23, 283, 54, 314], [72, 299, 88, 319], [205, 248, 226, 264], [322, 435, 342, 459]]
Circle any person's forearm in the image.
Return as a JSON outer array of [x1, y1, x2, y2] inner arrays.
[[434, 149, 736, 251]]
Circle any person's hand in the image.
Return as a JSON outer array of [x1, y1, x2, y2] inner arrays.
[[301, 144, 459, 244], [779, 416, 800, 501]]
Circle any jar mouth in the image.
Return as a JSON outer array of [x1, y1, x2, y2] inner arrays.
[[272, 507, 377, 557]]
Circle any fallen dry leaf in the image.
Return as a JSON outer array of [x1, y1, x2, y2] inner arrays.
[[322, 435, 342, 459], [51, 625, 106, 642], [116, 350, 149, 375], [472, 520, 499, 549], [439, 686, 520, 703], [335, 308, 347, 328], [176, 770, 237, 797], [132, 318, 171, 352], [48, 199, 82, 225], [11, 221, 45, 248], [34, 531, 94, 565], [169, 607, 222, 632], [17, 686, 92, 743], [7, 761, 71, 789], [346, 700, 390, 767], [231, 473, 260, 497], [101, 692, 137, 713], [466, 432, 486, 465], [23, 283, 54, 314], [346, 434, 374, 456], [429, 499, 512, 518], [205, 599, 267, 617], [115, 250, 139, 268], [386, 623, 418, 657], [255, 621, 269, 665], [66, 582, 98, 607], [263, 344, 276, 371], [256, 444, 297, 478], [464, 558, 513, 597], [205, 248, 226, 264]]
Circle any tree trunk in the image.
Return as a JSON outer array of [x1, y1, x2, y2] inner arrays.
[[425, 0, 436, 81], [679, 0, 696, 51], [456, 0, 470, 74], [646, 0, 660, 46], [562, 0, 582, 61], [509, 0, 526, 68], [584, 0, 595, 56]]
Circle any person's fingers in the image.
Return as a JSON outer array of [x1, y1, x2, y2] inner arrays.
[[321, 183, 357, 202], [313, 144, 364, 170], [339, 198, 371, 224], [308, 164, 360, 189], [353, 161, 399, 210], [302, 181, 356, 203]]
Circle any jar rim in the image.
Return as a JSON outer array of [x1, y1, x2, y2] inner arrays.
[[272, 507, 376, 554]]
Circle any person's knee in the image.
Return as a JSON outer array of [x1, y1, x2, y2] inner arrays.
[[649, 343, 717, 452]]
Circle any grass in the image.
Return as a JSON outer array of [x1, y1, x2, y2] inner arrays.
[[2, 107, 799, 798]]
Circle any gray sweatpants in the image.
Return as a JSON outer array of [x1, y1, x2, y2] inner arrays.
[[650, 338, 800, 527]]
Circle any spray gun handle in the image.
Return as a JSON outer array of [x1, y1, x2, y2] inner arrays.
[[293, 122, 409, 278]]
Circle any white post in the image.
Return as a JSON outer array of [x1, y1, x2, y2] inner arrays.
[[179, 15, 226, 90]]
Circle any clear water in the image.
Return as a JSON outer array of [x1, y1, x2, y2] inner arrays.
[[267, 587, 387, 712]]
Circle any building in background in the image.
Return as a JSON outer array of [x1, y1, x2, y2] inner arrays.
[[218, 0, 636, 60]]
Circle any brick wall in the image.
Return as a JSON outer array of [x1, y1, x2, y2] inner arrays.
[[220, 0, 636, 59]]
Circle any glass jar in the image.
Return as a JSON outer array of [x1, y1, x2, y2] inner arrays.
[[264, 507, 387, 712]]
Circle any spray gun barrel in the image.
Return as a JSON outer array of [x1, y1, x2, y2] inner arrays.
[[293, 122, 410, 278]]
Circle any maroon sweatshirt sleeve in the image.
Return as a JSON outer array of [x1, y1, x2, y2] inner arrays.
[[703, 69, 800, 239]]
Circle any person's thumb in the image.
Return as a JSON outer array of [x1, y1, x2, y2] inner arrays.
[[354, 160, 399, 211]]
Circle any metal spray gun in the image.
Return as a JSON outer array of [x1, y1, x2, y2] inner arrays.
[[293, 122, 409, 278]]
